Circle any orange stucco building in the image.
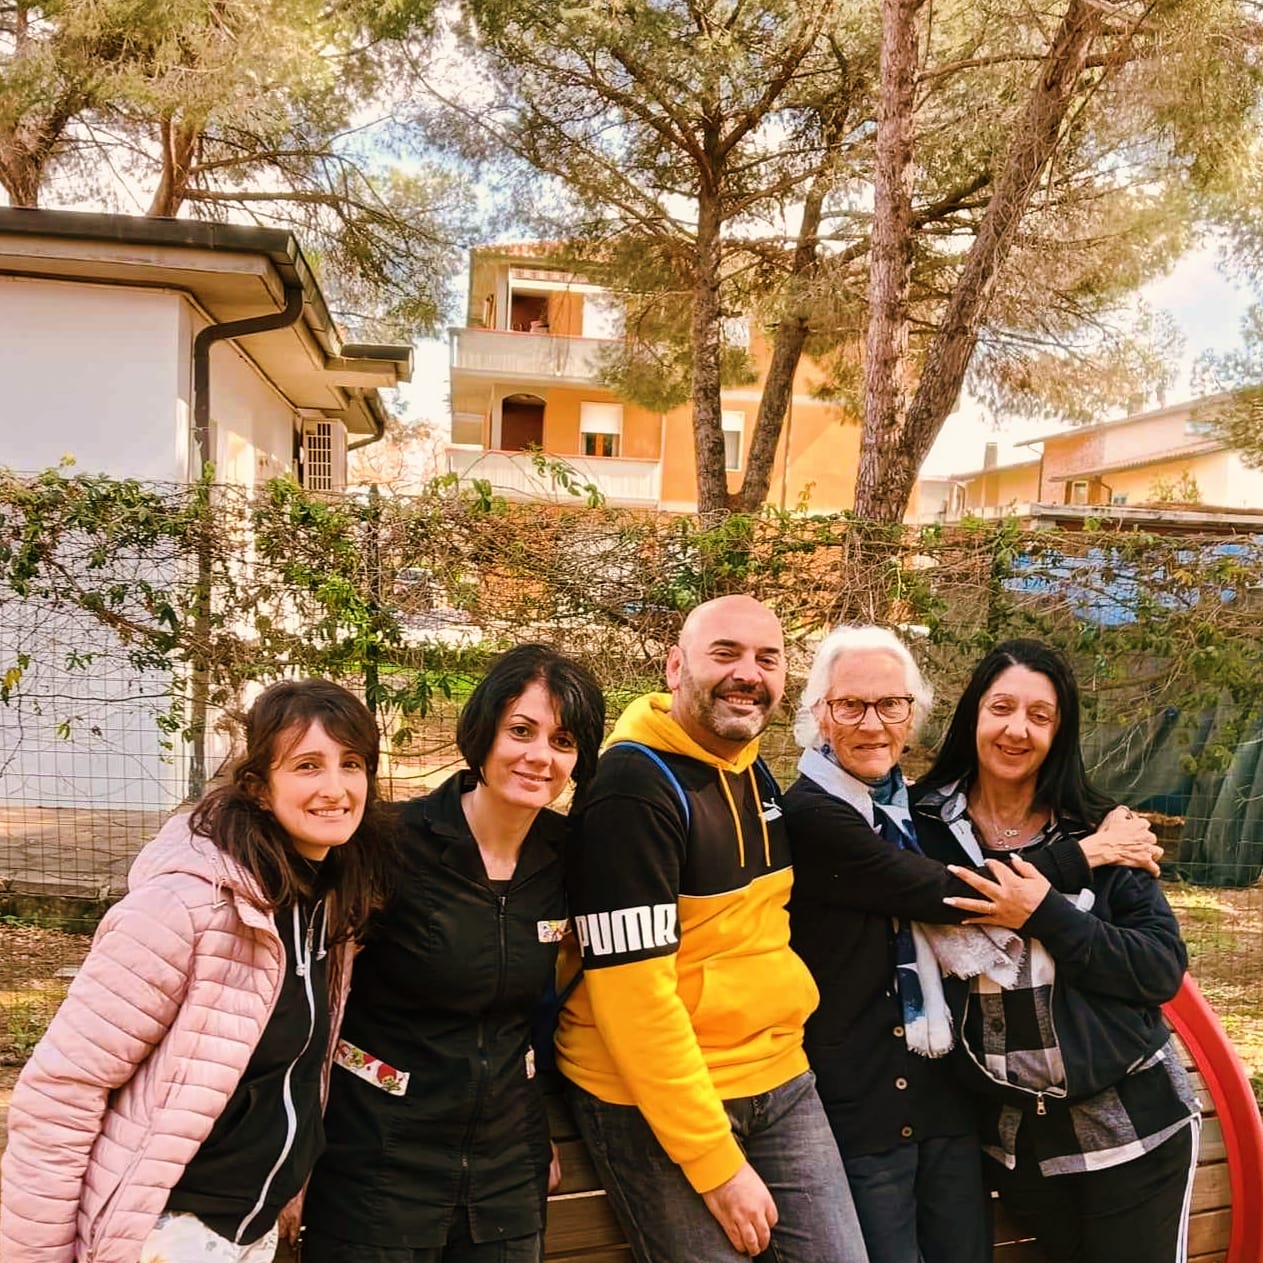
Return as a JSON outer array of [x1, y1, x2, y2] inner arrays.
[[912, 399, 1263, 526], [447, 247, 860, 513]]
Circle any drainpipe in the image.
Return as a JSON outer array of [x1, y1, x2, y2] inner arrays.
[[192, 284, 306, 469], [186, 283, 305, 799]]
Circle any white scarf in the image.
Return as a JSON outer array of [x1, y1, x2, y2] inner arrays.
[[798, 747, 1024, 1056]]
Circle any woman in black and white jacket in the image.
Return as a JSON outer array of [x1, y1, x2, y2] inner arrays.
[[784, 626, 1162, 1263], [910, 638, 1199, 1263]]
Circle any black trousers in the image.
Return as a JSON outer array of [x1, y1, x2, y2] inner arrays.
[[301, 1215, 542, 1263], [986, 1120, 1199, 1263]]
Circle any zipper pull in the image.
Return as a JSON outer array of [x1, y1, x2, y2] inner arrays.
[[1036, 1093, 1047, 1116]]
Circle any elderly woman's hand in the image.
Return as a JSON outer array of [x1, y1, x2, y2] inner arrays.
[[943, 855, 1052, 930], [1079, 806, 1162, 876]]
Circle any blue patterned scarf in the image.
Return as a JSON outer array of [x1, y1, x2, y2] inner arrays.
[[865, 765, 929, 1042], [798, 745, 954, 1056]]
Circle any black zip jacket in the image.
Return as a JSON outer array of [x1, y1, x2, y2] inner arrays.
[[909, 785, 1187, 1109], [168, 896, 330, 1244], [303, 771, 567, 1248], [784, 771, 1092, 1157]]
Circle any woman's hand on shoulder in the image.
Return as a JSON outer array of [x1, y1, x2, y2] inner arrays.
[[943, 855, 1052, 930], [1079, 806, 1162, 876]]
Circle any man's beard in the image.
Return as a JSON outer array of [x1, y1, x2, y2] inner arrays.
[[679, 660, 774, 744]]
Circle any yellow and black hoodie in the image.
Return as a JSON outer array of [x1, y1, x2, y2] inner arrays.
[[555, 693, 819, 1194]]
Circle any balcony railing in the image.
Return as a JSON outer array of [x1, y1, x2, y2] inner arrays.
[[446, 447, 661, 507], [935, 501, 1036, 523], [449, 327, 611, 383]]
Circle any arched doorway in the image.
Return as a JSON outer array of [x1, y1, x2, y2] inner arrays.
[[500, 393, 545, 451]]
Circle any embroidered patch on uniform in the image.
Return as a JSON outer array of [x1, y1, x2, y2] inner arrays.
[[525, 1046, 536, 1079], [761, 801, 783, 822], [537, 918, 569, 943], [333, 1038, 410, 1095]]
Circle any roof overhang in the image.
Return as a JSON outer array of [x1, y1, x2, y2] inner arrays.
[[0, 207, 413, 439], [1043, 440, 1226, 482], [1015, 394, 1233, 449], [945, 457, 1042, 480]]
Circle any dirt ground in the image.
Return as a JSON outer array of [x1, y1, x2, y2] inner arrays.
[[1165, 882, 1263, 1091]]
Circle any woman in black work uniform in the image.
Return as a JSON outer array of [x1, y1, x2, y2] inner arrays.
[[302, 644, 605, 1263]]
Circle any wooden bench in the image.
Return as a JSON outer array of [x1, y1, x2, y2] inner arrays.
[[543, 978, 1255, 1263]]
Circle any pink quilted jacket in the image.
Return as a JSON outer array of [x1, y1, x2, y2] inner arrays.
[[0, 813, 353, 1263]]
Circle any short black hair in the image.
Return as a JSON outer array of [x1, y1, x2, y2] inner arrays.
[[457, 644, 606, 788], [919, 638, 1114, 829]]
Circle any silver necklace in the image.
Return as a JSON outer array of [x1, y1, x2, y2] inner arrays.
[[969, 803, 1043, 850]]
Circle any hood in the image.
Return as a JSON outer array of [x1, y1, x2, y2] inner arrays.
[[609, 692, 763, 774], [609, 692, 771, 866], [129, 811, 271, 912]]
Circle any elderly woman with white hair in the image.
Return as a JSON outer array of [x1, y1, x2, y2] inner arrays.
[[783, 625, 1161, 1263]]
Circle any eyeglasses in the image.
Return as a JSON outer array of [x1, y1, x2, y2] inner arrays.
[[822, 695, 914, 725]]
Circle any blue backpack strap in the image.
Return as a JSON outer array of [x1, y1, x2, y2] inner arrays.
[[752, 756, 780, 801], [610, 741, 691, 831]]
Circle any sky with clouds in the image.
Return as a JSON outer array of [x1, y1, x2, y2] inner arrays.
[[921, 246, 1256, 474]]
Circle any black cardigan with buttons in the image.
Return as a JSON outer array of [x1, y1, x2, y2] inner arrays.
[[783, 771, 1092, 1158]]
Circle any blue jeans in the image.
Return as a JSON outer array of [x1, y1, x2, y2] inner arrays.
[[567, 1070, 869, 1263], [843, 1135, 989, 1263]]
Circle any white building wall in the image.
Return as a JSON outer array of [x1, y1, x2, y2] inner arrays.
[[0, 282, 304, 814], [0, 598, 189, 812], [0, 277, 187, 481], [1224, 455, 1263, 509], [206, 328, 298, 488]]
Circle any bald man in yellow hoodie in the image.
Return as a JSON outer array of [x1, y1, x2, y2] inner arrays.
[[557, 595, 869, 1263]]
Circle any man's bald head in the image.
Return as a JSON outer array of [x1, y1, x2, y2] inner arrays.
[[666, 595, 786, 759]]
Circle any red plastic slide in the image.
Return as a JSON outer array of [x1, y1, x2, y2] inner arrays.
[[1162, 974, 1263, 1263]]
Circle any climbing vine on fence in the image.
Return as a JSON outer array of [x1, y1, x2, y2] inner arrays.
[[2, 466, 1262, 787]]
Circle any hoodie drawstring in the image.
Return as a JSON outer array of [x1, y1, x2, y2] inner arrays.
[[717, 773, 747, 867], [316, 895, 329, 961], [718, 769, 771, 867], [293, 904, 309, 978]]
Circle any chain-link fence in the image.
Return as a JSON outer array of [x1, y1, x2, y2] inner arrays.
[[2, 470, 1261, 1082]]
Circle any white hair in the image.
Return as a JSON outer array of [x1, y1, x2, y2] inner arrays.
[[792, 625, 933, 750]]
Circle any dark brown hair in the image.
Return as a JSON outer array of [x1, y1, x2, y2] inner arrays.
[[189, 678, 393, 942]]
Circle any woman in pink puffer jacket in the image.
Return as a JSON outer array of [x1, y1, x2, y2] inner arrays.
[[1, 679, 393, 1263]]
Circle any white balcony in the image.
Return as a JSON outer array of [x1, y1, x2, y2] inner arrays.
[[450, 328, 611, 385], [937, 502, 1036, 524], [447, 447, 661, 507]]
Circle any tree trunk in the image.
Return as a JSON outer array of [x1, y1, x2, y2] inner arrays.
[[0, 137, 43, 207], [732, 315, 810, 513], [854, 0, 1108, 522], [733, 162, 836, 513], [0, 90, 86, 208], [691, 188, 732, 521], [149, 116, 201, 216], [854, 0, 922, 522]]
